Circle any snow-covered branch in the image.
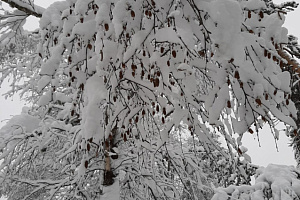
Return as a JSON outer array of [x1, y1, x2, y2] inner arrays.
[[1, 0, 45, 18], [212, 164, 300, 200], [0, 0, 299, 199]]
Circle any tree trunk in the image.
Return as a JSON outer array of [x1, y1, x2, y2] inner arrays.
[[103, 126, 118, 186], [103, 140, 114, 186]]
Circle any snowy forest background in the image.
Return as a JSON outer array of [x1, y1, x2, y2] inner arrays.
[[1, 0, 300, 199]]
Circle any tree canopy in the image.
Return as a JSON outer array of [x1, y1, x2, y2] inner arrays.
[[0, 0, 300, 199]]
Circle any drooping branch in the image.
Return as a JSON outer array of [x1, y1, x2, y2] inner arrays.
[[1, 0, 45, 18]]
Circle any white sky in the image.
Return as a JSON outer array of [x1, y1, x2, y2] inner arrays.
[[0, 0, 299, 187]]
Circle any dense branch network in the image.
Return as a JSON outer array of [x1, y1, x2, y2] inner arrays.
[[0, 0, 300, 200]]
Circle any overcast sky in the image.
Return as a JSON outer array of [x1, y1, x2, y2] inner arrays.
[[0, 0, 299, 172]]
